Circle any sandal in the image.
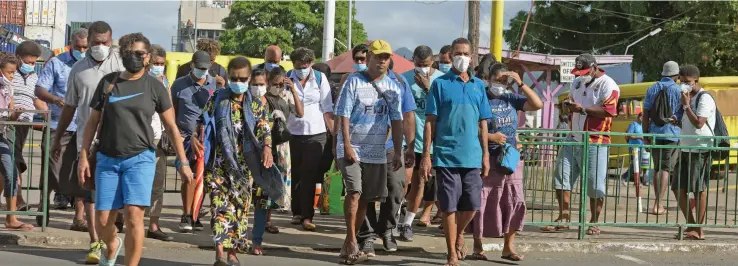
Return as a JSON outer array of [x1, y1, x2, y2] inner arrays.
[[467, 252, 488, 260], [541, 219, 569, 232], [302, 221, 316, 231], [586, 226, 601, 235], [501, 253, 525, 261], [455, 241, 467, 260], [16, 204, 30, 212], [213, 257, 228, 266], [415, 220, 430, 227], [6, 223, 34, 231], [265, 223, 280, 234], [70, 219, 89, 232], [340, 252, 368, 265], [430, 216, 443, 225]]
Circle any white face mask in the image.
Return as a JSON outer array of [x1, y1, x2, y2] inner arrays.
[[576, 75, 593, 86], [250, 85, 267, 97], [415, 67, 430, 75], [680, 83, 692, 94], [488, 82, 506, 96], [90, 45, 110, 61], [452, 55, 471, 73], [0, 73, 10, 87]]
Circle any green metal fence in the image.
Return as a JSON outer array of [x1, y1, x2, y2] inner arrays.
[[0, 110, 50, 232], [518, 129, 738, 240]]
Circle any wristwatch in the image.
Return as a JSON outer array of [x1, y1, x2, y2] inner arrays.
[[175, 159, 190, 169]]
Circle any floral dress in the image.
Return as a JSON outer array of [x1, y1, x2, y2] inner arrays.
[[203, 90, 271, 251]]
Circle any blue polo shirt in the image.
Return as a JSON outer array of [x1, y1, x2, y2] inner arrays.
[[643, 77, 681, 142], [171, 74, 217, 136], [426, 71, 492, 168]]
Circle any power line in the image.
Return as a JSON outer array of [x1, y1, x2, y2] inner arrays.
[[561, 1, 738, 28]]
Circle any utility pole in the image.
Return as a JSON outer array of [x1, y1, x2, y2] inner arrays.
[[322, 0, 336, 62], [192, 0, 199, 52], [467, 0, 480, 72], [347, 0, 353, 50], [491, 0, 504, 61]]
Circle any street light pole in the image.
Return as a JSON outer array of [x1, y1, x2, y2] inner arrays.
[[624, 28, 661, 84], [624, 28, 662, 55]]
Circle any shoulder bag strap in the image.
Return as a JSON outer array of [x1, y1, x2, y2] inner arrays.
[[359, 71, 389, 104], [93, 73, 120, 143]]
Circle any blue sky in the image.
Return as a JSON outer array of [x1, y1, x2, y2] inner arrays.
[[66, 0, 529, 52]]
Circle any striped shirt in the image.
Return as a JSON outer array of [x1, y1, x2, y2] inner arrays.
[[569, 71, 620, 144], [11, 71, 38, 122]]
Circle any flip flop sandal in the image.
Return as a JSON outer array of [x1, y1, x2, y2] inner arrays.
[[100, 237, 123, 266], [501, 253, 525, 261], [455, 242, 468, 260], [415, 220, 430, 227], [16, 204, 30, 212], [340, 252, 369, 265], [70, 220, 89, 232], [266, 223, 280, 234], [7, 223, 33, 231], [467, 252, 488, 260], [228, 257, 242, 265], [683, 233, 705, 240], [586, 226, 601, 235], [302, 222, 316, 231], [652, 209, 668, 215]]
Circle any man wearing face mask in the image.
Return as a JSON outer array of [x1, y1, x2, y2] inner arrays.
[[396, 45, 445, 242], [35, 28, 89, 217], [642, 61, 682, 216], [340, 44, 369, 87], [553, 54, 619, 236], [170, 51, 221, 233], [54, 21, 124, 264], [432, 45, 452, 73], [175, 38, 228, 82], [253, 45, 286, 73], [286, 47, 334, 231], [418, 38, 492, 266]]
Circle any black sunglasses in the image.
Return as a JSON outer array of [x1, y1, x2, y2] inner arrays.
[[230, 77, 249, 82]]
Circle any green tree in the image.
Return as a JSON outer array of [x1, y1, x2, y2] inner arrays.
[[503, 1, 738, 80], [220, 1, 368, 59]]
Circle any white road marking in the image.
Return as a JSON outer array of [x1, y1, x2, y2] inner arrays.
[[615, 254, 650, 265]]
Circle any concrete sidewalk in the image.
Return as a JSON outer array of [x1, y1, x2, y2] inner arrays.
[[2, 201, 738, 254]]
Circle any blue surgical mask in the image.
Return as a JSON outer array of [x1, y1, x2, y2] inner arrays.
[[295, 68, 311, 79], [438, 63, 452, 73], [353, 63, 367, 71], [149, 65, 164, 77], [19, 63, 34, 74], [72, 49, 86, 61], [229, 82, 248, 94], [265, 63, 280, 72], [192, 68, 208, 79]]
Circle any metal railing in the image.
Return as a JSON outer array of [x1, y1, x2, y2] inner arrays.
[[518, 129, 738, 240], [0, 109, 50, 232]]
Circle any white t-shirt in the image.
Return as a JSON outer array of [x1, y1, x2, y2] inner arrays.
[[568, 73, 620, 144], [680, 88, 716, 152]]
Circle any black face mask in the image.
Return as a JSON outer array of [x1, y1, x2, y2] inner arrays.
[[122, 51, 145, 73]]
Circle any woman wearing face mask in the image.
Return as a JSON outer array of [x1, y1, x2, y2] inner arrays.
[[197, 56, 277, 265], [467, 63, 542, 262], [79, 33, 192, 266], [0, 52, 29, 231]]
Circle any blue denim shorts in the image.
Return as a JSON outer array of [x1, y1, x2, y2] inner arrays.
[[95, 150, 156, 210], [0, 134, 19, 197], [554, 142, 609, 198]]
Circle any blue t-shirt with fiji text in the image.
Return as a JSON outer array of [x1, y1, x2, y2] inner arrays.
[[487, 92, 527, 155], [426, 71, 492, 168], [336, 73, 403, 164]]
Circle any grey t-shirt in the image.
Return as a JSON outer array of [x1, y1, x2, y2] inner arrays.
[[90, 73, 172, 158], [65, 50, 124, 150]]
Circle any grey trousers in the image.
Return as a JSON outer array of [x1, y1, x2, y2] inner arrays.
[[358, 148, 405, 242]]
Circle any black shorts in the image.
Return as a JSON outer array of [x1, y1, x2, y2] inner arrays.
[[653, 140, 680, 173]]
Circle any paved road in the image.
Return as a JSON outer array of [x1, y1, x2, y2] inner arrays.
[[1, 247, 736, 266]]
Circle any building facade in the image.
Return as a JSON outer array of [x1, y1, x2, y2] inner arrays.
[[174, 0, 231, 52]]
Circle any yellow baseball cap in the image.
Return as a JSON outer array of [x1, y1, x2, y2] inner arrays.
[[368, 40, 392, 55]]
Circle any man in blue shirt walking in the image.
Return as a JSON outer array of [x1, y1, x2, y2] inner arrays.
[[642, 61, 681, 215], [419, 38, 491, 266]]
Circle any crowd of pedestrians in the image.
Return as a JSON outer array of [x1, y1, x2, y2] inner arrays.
[[0, 19, 724, 266]]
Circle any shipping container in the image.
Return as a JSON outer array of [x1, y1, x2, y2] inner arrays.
[[0, 23, 24, 54], [24, 25, 65, 50], [25, 0, 67, 29], [0, 0, 25, 26]]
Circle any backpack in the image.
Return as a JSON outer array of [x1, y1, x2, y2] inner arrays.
[[287, 69, 323, 87], [650, 83, 676, 127], [695, 91, 730, 160]]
